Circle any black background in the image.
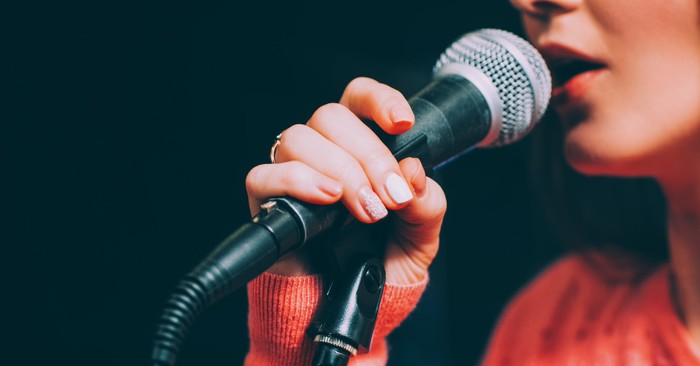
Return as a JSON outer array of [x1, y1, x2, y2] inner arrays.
[[6, 1, 561, 365]]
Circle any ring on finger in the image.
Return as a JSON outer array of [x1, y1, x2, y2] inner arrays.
[[269, 133, 283, 164]]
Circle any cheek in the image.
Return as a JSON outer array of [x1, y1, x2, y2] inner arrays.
[[589, 0, 697, 35], [616, 47, 700, 151], [562, 5, 700, 177]]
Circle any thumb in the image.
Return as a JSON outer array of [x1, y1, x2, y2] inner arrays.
[[385, 158, 446, 281]]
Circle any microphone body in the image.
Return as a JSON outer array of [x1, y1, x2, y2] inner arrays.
[[193, 68, 493, 297], [151, 28, 551, 366], [188, 71, 495, 300]]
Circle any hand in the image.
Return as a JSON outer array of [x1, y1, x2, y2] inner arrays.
[[245, 77, 447, 285]]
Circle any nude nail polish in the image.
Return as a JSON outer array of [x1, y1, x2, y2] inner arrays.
[[384, 172, 413, 204], [390, 105, 414, 126], [359, 187, 388, 221]]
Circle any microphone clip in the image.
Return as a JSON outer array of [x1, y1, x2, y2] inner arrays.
[[307, 249, 385, 366]]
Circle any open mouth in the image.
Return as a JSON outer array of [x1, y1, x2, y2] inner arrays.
[[550, 58, 606, 87]]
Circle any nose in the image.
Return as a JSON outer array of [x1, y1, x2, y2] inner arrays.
[[509, 0, 581, 18]]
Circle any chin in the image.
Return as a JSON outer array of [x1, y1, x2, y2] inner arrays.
[[562, 131, 654, 178], [564, 143, 614, 176]]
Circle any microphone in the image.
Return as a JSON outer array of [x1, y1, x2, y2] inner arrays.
[[151, 28, 551, 366]]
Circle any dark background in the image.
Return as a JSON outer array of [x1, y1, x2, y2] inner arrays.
[[6, 1, 561, 365]]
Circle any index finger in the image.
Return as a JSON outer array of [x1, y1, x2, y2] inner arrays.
[[339, 77, 415, 135]]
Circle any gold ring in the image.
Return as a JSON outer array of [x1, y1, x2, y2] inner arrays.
[[269, 133, 282, 163]]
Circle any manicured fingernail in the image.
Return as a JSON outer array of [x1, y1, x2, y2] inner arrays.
[[390, 105, 414, 126], [384, 172, 413, 204], [358, 187, 388, 221], [317, 179, 343, 197]]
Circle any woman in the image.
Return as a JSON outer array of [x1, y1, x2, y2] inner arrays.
[[243, 0, 700, 364]]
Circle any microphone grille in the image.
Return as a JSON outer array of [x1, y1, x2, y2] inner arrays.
[[434, 28, 552, 147]]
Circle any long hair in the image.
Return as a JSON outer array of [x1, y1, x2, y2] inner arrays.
[[529, 110, 669, 266]]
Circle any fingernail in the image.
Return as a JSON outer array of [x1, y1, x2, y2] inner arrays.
[[359, 187, 388, 221], [384, 172, 413, 204], [317, 179, 343, 197], [390, 105, 414, 126]]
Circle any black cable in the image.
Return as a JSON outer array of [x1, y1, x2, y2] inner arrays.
[[151, 277, 209, 366], [151, 218, 297, 366]]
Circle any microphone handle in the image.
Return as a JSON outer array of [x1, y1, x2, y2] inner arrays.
[[200, 72, 493, 294], [150, 73, 491, 366]]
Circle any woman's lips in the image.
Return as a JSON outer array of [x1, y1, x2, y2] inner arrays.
[[538, 43, 607, 108], [551, 67, 606, 108]]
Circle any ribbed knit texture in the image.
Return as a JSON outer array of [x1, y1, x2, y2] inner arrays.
[[245, 272, 427, 365], [482, 253, 700, 365], [246, 253, 700, 365]]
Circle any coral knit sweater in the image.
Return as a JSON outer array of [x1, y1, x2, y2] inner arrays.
[[245, 253, 700, 365]]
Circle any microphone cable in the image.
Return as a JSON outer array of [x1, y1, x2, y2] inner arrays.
[[150, 28, 550, 366]]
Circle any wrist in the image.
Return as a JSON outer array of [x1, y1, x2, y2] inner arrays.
[[384, 245, 430, 285]]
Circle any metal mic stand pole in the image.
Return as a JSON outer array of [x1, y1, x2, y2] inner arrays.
[[307, 244, 385, 366], [303, 130, 433, 365]]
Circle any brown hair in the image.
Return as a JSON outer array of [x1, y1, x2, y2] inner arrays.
[[529, 110, 668, 265]]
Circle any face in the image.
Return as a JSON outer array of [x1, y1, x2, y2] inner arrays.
[[511, 0, 700, 179]]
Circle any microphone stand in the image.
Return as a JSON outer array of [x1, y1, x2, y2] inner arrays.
[[307, 225, 386, 366], [151, 122, 432, 366], [304, 126, 438, 364]]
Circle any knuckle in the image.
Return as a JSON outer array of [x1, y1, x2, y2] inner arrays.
[[344, 77, 400, 104], [279, 163, 309, 187], [382, 91, 407, 107], [281, 124, 308, 143], [336, 159, 364, 183], [363, 148, 394, 172], [435, 195, 448, 216], [308, 103, 352, 130], [429, 186, 448, 218], [285, 160, 307, 172], [277, 124, 309, 159], [245, 165, 266, 193], [312, 102, 350, 122], [346, 76, 375, 93]]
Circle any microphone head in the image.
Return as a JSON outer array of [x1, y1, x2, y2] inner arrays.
[[434, 28, 552, 147]]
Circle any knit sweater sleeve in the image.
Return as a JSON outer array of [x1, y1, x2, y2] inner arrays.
[[245, 272, 428, 366]]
